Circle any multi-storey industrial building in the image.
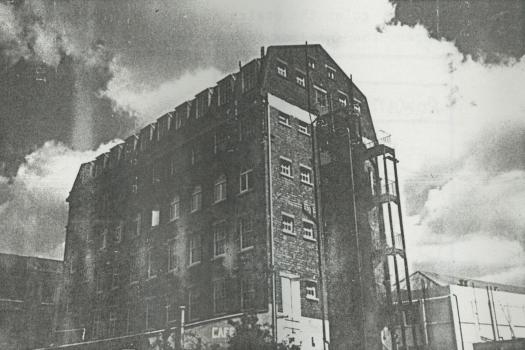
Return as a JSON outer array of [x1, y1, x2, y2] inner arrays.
[[0, 253, 62, 350], [55, 44, 412, 350]]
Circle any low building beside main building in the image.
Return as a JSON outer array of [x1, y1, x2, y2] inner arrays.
[[396, 271, 525, 350], [0, 253, 62, 350]]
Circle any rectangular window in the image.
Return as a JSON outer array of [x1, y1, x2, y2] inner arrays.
[[213, 223, 226, 257], [111, 265, 119, 289], [191, 147, 202, 165], [146, 298, 161, 330], [281, 276, 301, 320], [353, 98, 362, 115], [115, 222, 123, 243], [239, 215, 254, 250], [305, 281, 318, 301], [338, 92, 348, 107], [239, 117, 255, 141], [300, 165, 313, 185], [134, 213, 141, 236], [295, 72, 306, 87], [239, 168, 253, 193], [93, 310, 103, 338], [276, 61, 287, 78], [168, 240, 178, 272], [281, 213, 295, 235], [214, 131, 229, 154], [241, 277, 255, 310], [100, 229, 108, 250], [188, 287, 200, 321], [131, 176, 138, 194], [95, 268, 104, 293], [297, 121, 310, 135], [314, 86, 328, 107], [152, 164, 160, 184], [175, 113, 182, 130], [308, 57, 316, 70], [191, 186, 202, 213], [169, 196, 180, 221], [213, 279, 227, 314], [189, 235, 201, 265], [214, 176, 227, 203], [151, 210, 160, 227], [279, 157, 292, 178], [218, 76, 234, 106], [130, 255, 139, 284], [278, 112, 291, 127], [302, 220, 315, 240], [326, 65, 336, 80], [109, 311, 118, 337], [147, 248, 157, 279]]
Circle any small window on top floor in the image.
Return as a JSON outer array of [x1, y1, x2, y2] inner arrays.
[[305, 281, 318, 301], [151, 209, 160, 227], [279, 157, 292, 178], [326, 65, 336, 80], [278, 112, 291, 127], [281, 213, 295, 235], [295, 70, 306, 88], [297, 121, 310, 135], [276, 60, 287, 78], [338, 92, 348, 107], [308, 57, 316, 70]]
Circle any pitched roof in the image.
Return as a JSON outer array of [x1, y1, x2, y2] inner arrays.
[[412, 270, 525, 295]]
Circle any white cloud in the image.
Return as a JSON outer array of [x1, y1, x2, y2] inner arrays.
[[0, 140, 121, 259], [103, 60, 223, 124]]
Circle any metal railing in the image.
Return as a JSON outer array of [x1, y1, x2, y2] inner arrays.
[[379, 180, 398, 197]]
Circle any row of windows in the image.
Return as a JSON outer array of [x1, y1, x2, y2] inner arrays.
[[281, 213, 316, 241], [279, 157, 313, 186], [90, 276, 257, 338], [277, 112, 311, 136], [276, 57, 336, 81]]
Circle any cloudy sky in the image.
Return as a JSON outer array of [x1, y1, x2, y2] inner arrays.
[[0, 0, 524, 285]]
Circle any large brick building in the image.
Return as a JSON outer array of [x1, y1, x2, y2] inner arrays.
[[55, 44, 412, 350], [0, 253, 62, 350]]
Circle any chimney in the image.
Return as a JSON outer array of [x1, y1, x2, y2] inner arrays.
[[260, 46, 265, 58]]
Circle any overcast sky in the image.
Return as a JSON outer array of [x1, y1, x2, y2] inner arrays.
[[0, 0, 524, 286]]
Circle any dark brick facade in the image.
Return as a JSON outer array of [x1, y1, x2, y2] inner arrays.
[[56, 44, 400, 350]]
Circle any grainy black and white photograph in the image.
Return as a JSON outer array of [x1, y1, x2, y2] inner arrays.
[[1, 1, 524, 349]]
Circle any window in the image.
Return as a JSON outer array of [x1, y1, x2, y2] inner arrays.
[[151, 209, 160, 227], [188, 287, 200, 321], [308, 57, 316, 70], [276, 61, 287, 78], [93, 310, 103, 338], [305, 281, 318, 301], [326, 65, 336, 80], [109, 311, 118, 337], [302, 220, 315, 240], [241, 277, 255, 310], [146, 298, 162, 330], [168, 240, 178, 272], [189, 234, 201, 265], [169, 195, 180, 221], [100, 229, 108, 250], [281, 276, 301, 319], [300, 165, 313, 185], [131, 176, 138, 194], [95, 268, 104, 293], [133, 213, 141, 236], [239, 167, 253, 193], [239, 215, 254, 250], [41, 280, 54, 304], [213, 223, 226, 257], [152, 164, 160, 184], [115, 222, 123, 243], [196, 90, 211, 119], [214, 131, 229, 154], [239, 117, 255, 141], [191, 186, 202, 213], [278, 112, 291, 127], [314, 86, 328, 107], [295, 71, 306, 87], [175, 113, 182, 130], [214, 175, 227, 203], [281, 213, 295, 235], [130, 255, 139, 284], [338, 92, 348, 107], [191, 146, 202, 165], [218, 76, 234, 106], [353, 98, 362, 115], [279, 157, 292, 178], [147, 248, 157, 279], [298, 121, 310, 135], [213, 279, 227, 314], [111, 264, 119, 289]]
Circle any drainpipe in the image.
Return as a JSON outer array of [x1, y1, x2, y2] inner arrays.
[[264, 95, 278, 343], [180, 306, 185, 350], [486, 286, 497, 341]]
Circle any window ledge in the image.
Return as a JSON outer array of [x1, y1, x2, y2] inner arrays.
[[300, 180, 313, 187], [213, 198, 227, 205], [188, 261, 201, 268], [298, 130, 311, 136], [146, 275, 157, 281], [280, 173, 293, 179], [212, 255, 225, 261], [302, 236, 316, 243], [238, 189, 254, 197], [282, 230, 296, 237], [278, 121, 292, 128], [306, 296, 319, 302], [240, 246, 254, 253]]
